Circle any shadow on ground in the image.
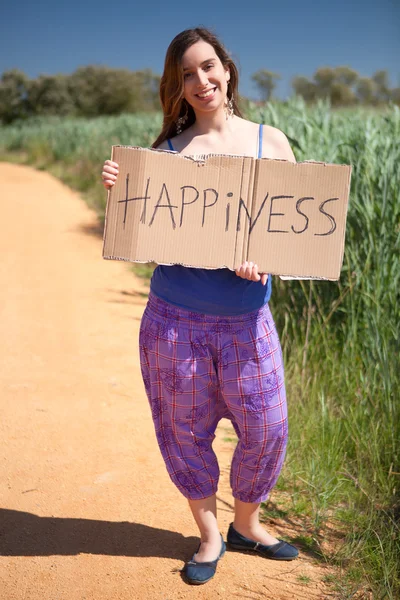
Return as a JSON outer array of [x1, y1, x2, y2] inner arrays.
[[77, 222, 104, 238], [0, 509, 197, 560], [0, 506, 330, 563]]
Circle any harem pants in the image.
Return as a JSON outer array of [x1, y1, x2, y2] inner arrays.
[[139, 293, 288, 503]]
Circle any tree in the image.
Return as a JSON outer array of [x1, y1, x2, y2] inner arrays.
[[69, 66, 132, 116], [372, 70, 390, 103], [390, 87, 400, 106], [133, 69, 161, 110], [291, 76, 318, 103], [356, 77, 378, 105], [313, 67, 336, 98], [68, 66, 160, 116], [27, 74, 75, 116], [251, 69, 281, 102], [291, 66, 361, 106], [330, 82, 356, 106], [0, 69, 30, 123], [333, 66, 359, 87]]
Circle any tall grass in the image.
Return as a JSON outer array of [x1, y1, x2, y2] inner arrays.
[[247, 99, 400, 598], [0, 113, 163, 217], [1, 98, 399, 597]]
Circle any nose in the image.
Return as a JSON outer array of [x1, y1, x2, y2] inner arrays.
[[195, 70, 209, 88]]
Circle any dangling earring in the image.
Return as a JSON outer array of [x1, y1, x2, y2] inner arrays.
[[225, 81, 234, 120], [227, 95, 234, 118], [176, 102, 188, 135]]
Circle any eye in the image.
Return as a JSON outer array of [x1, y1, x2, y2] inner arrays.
[[204, 64, 214, 71], [184, 72, 192, 79]]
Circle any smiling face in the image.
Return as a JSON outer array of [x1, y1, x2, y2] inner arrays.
[[181, 40, 230, 114]]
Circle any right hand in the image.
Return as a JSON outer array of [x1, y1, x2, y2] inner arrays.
[[235, 261, 268, 286], [101, 160, 119, 189]]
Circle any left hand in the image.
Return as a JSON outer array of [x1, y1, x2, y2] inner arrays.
[[235, 261, 268, 286]]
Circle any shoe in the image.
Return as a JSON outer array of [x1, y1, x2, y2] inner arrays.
[[227, 522, 299, 561], [183, 534, 226, 585]]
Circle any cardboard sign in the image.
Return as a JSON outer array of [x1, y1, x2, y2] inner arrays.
[[102, 146, 352, 280]]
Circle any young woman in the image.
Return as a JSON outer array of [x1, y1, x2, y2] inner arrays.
[[102, 27, 298, 585]]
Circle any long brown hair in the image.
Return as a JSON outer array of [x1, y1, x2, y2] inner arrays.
[[152, 27, 242, 148]]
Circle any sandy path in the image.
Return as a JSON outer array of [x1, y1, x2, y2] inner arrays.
[[0, 163, 334, 599]]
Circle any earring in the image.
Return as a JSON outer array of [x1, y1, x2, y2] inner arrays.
[[227, 95, 234, 118], [176, 103, 188, 135], [225, 82, 234, 119]]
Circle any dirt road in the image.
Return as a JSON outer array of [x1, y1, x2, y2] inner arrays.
[[0, 163, 334, 599]]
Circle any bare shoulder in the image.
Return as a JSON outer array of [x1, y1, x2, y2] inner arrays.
[[262, 125, 296, 163], [235, 116, 259, 135]]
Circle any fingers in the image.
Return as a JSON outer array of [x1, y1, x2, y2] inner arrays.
[[104, 160, 119, 169], [101, 160, 119, 189], [235, 262, 269, 286], [235, 261, 260, 282]]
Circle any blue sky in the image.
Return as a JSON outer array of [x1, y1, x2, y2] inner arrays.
[[1, 0, 399, 100]]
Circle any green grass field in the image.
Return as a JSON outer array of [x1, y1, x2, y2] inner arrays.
[[1, 97, 399, 598]]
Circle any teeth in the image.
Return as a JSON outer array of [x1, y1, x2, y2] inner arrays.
[[198, 88, 215, 98]]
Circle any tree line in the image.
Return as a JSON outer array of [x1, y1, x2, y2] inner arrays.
[[0, 67, 161, 124], [0, 65, 398, 124], [252, 67, 400, 106]]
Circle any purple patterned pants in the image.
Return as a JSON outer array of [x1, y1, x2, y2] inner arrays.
[[139, 293, 288, 503]]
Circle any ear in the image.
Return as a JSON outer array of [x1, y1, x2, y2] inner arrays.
[[225, 68, 230, 83]]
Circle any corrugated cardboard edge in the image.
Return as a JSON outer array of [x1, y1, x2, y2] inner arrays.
[[108, 145, 351, 168], [334, 162, 352, 279], [101, 147, 114, 259]]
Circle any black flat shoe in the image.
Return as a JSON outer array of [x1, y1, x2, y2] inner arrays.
[[227, 522, 299, 561], [183, 534, 226, 585]]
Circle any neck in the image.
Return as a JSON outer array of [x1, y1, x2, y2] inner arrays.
[[191, 106, 234, 136]]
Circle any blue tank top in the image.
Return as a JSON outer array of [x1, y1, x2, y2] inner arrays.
[[150, 124, 272, 315]]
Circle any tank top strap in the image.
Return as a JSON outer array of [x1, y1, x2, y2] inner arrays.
[[167, 138, 175, 151], [258, 124, 263, 159]]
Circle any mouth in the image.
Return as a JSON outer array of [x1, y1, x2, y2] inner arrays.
[[196, 87, 217, 99]]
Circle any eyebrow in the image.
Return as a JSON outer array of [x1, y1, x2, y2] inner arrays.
[[183, 58, 216, 72]]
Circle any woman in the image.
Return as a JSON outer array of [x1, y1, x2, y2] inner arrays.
[[102, 27, 298, 585]]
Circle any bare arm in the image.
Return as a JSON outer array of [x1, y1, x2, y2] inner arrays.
[[264, 126, 297, 163]]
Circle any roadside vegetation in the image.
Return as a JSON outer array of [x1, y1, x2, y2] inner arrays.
[[1, 97, 399, 598]]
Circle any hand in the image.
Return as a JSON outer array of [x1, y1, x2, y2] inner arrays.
[[235, 261, 268, 286], [101, 160, 119, 189]]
